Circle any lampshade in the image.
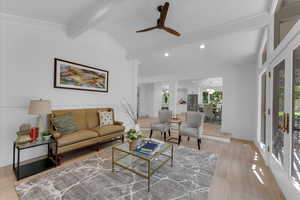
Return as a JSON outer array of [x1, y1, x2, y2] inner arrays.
[[28, 99, 52, 115]]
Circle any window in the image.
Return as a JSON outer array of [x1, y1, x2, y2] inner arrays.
[[202, 92, 208, 104], [272, 60, 285, 165], [261, 72, 267, 145], [292, 47, 300, 187], [274, 0, 300, 49]]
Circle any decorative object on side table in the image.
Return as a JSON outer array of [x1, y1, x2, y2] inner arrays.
[[41, 130, 51, 141], [13, 138, 57, 180], [28, 99, 52, 140], [126, 129, 142, 151], [16, 124, 32, 145], [54, 58, 109, 92]]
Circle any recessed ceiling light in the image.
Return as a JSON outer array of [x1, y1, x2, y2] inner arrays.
[[200, 44, 206, 49], [164, 52, 169, 57]]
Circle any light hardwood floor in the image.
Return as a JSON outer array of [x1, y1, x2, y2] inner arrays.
[[0, 123, 285, 200]]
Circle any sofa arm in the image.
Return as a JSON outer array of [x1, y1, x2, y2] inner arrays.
[[114, 121, 124, 126], [50, 131, 62, 139]]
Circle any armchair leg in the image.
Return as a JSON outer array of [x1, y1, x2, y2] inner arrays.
[[164, 132, 166, 141], [121, 135, 124, 143], [178, 135, 181, 145], [150, 130, 153, 138], [197, 139, 201, 150], [187, 136, 190, 141], [168, 129, 171, 136]]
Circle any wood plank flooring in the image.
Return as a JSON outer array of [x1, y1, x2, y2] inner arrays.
[[0, 124, 285, 200]]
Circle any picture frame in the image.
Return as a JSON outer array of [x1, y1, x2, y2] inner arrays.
[[54, 58, 109, 92]]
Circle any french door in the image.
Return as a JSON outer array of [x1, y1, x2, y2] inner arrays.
[[267, 47, 300, 191], [271, 60, 288, 167]]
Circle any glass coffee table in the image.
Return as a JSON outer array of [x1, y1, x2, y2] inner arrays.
[[112, 139, 174, 192]]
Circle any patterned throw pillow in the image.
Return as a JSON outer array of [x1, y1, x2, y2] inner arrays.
[[99, 111, 114, 127], [50, 113, 79, 135]]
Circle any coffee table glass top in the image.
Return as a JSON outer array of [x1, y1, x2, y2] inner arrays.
[[113, 139, 172, 160]]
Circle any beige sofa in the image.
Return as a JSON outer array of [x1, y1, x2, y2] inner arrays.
[[48, 108, 125, 164]]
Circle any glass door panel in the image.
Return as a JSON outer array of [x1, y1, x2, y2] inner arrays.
[[261, 72, 267, 144], [292, 48, 300, 187], [272, 60, 285, 165]]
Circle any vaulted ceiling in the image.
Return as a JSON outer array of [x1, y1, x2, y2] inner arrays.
[[0, 0, 272, 78]]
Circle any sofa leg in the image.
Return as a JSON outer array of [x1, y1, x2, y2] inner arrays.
[[150, 130, 153, 138], [121, 135, 124, 143], [168, 129, 171, 136], [187, 136, 190, 141], [197, 139, 201, 150], [164, 132, 166, 141], [178, 135, 181, 145], [55, 155, 63, 166], [96, 144, 100, 152]]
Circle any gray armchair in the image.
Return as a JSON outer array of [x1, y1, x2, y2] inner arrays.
[[178, 112, 205, 149], [150, 110, 172, 141]]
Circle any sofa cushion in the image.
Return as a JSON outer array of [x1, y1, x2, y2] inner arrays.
[[85, 108, 114, 129], [98, 111, 114, 127], [50, 113, 79, 135], [52, 109, 87, 130], [93, 125, 125, 136], [57, 130, 98, 147]]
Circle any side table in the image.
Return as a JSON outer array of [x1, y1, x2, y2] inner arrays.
[[13, 138, 57, 180], [167, 119, 182, 143]]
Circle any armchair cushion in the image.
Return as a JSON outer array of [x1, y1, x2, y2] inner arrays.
[[93, 125, 125, 136], [179, 127, 198, 137], [186, 112, 203, 128], [151, 121, 170, 132]]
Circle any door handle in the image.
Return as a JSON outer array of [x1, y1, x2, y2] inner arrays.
[[284, 113, 289, 133], [278, 114, 285, 131]]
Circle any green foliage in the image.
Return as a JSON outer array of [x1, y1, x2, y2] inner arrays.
[[41, 130, 51, 136], [126, 129, 142, 142], [210, 91, 223, 105]]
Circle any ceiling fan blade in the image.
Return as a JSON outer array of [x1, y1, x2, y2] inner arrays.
[[136, 26, 158, 33], [162, 27, 181, 36], [159, 2, 169, 26]]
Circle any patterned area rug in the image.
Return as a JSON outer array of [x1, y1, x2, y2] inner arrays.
[[16, 145, 218, 200]]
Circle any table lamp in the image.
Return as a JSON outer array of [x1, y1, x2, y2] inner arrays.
[[28, 99, 52, 139]]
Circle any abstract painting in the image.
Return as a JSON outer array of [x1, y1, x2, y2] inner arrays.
[[54, 58, 108, 92]]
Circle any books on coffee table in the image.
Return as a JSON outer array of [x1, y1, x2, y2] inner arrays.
[[135, 139, 164, 156]]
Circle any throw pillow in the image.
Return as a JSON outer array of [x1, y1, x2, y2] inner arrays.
[[99, 111, 114, 127], [50, 113, 79, 135]]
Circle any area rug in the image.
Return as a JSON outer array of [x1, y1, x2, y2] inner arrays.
[[15, 145, 218, 200]]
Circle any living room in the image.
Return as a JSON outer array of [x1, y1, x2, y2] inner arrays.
[[0, 0, 300, 199]]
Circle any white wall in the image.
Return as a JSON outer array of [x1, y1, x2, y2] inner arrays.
[[138, 83, 154, 117], [139, 63, 258, 141], [0, 14, 138, 167]]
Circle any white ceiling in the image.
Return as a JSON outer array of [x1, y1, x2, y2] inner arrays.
[[0, 0, 271, 79]]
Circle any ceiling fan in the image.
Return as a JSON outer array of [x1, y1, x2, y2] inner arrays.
[[136, 2, 181, 37]]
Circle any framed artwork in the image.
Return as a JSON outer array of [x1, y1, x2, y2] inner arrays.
[[54, 58, 109, 92]]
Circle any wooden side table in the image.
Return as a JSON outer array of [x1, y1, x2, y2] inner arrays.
[[167, 120, 182, 143], [13, 138, 57, 180]]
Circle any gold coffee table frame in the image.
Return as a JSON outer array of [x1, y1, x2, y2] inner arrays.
[[112, 141, 174, 192]]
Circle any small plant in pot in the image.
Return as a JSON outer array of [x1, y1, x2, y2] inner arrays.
[[41, 130, 51, 141], [126, 129, 142, 151]]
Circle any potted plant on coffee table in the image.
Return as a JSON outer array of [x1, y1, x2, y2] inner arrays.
[[41, 130, 51, 141], [126, 129, 142, 151]]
